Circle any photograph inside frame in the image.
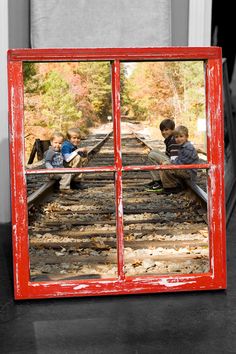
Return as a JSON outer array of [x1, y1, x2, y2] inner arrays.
[[23, 60, 209, 281]]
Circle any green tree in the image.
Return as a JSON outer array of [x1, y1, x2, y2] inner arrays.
[[23, 62, 40, 93], [41, 71, 82, 131], [124, 61, 205, 133], [75, 62, 112, 122]]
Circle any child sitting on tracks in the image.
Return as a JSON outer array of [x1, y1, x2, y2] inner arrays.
[[45, 131, 72, 193], [61, 127, 88, 191], [154, 125, 200, 195], [145, 118, 180, 191]]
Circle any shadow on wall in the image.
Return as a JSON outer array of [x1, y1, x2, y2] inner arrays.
[[230, 59, 236, 100], [0, 221, 15, 322], [212, 0, 236, 87], [0, 137, 15, 320], [0, 137, 11, 223]]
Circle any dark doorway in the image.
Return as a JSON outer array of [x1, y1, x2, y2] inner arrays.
[[211, 0, 236, 85]]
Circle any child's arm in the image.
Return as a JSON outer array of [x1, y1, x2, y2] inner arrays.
[[77, 147, 88, 157], [45, 149, 54, 169], [169, 143, 181, 162], [63, 150, 78, 163], [62, 147, 88, 162], [174, 144, 198, 165], [61, 143, 77, 162]]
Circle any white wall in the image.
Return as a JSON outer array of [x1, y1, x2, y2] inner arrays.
[[0, 0, 30, 223], [8, 0, 30, 49], [171, 0, 189, 45], [0, 0, 10, 223], [30, 0, 171, 48], [188, 0, 212, 46]]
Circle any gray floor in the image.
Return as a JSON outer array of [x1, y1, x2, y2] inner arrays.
[[0, 204, 236, 354]]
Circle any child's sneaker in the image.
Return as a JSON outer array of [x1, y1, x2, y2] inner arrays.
[[70, 181, 87, 190], [60, 189, 74, 194], [150, 186, 166, 194], [145, 180, 163, 191], [145, 180, 158, 187], [162, 185, 183, 195], [148, 185, 183, 195]]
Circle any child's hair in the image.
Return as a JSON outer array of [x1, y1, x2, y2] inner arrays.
[[159, 118, 175, 131], [67, 127, 81, 139], [174, 125, 189, 137], [50, 131, 64, 142]]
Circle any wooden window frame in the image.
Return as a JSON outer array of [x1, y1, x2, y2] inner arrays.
[[8, 47, 226, 299]]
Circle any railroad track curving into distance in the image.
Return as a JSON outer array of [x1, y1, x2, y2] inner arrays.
[[26, 123, 209, 281]]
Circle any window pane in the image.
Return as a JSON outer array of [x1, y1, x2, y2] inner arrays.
[[122, 170, 209, 277], [23, 61, 114, 169], [28, 172, 117, 281], [120, 61, 207, 165]]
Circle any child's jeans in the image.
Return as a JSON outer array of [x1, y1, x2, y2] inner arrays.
[[59, 154, 88, 190], [160, 169, 193, 189]]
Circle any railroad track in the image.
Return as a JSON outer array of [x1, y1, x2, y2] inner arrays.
[[27, 124, 208, 281]]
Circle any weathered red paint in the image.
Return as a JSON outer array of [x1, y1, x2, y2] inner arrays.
[[25, 163, 210, 175], [112, 60, 125, 280], [8, 47, 226, 299], [8, 47, 221, 61], [206, 57, 226, 279], [8, 61, 30, 298]]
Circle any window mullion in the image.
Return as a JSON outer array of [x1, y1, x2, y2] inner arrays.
[[112, 60, 125, 280]]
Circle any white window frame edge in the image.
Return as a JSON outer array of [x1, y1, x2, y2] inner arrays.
[[188, 0, 212, 46]]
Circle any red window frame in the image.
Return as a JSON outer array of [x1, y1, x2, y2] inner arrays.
[[8, 47, 226, 300]]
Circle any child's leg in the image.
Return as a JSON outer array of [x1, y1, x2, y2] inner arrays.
[[67, 155, 88, 182], [58, 155, 88, 190], [160, 169, 191, 189], [148, 151, 170, 181], [148, 151, 170, 164], [59, 173, 73, 190], [47, 174, 61, 190], [47, 173, 72, 191], [68, 154, 82, 168], [48, 174, 61, 181]]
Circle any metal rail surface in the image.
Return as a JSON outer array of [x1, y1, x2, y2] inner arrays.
[[27, 131, 113, 207]]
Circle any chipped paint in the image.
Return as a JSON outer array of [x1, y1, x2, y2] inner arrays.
[[73, 284, 90, 290], [158, 278, 196, 288], [118, 198, 123, 217]]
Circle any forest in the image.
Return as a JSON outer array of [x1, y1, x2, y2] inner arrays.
[[23, 60, 206, 159]]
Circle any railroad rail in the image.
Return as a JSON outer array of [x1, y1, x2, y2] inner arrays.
[[134, 132, 208, 204], [27, 131, 113, 207], [26, 124, 209, 281]]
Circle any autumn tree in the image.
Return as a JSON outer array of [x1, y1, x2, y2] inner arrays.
[[40, 70, 82, 132], [73, 62, 112, 123], [124, 61, 205, 139]]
